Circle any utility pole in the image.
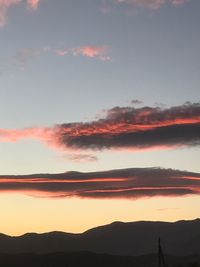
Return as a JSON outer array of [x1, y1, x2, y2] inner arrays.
[[158, 237, 166, 267]]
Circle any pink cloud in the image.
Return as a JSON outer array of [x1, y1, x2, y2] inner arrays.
[[0, 0, 21, 27], [7, 44, 110, 72], [26, 0, 40, 10], [73, 46, 110, 61], [0, 168, 199, 199], [0, 0, 40, 27], [55, 49, 68, 56], [1, 102, 200, 153], [0, 127, 58, 147]]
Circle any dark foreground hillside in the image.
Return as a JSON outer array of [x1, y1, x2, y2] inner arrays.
[[0, 251, 199, 267]]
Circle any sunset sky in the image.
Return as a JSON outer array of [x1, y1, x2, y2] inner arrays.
[[0, 0, 200, 236]]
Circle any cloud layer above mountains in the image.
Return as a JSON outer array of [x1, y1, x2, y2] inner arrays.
[[0, 167, 200, 198]]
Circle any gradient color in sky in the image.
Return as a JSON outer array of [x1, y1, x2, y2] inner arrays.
[[0, 0, 200, 236]]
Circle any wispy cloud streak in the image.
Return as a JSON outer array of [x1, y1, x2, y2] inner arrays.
[[0, 102, 200, 151], [27, 0, 40, 10], [113, 0, 165, 9], [0, 0, 40, 27], [171, 0, 186, 6], [72, 46, 110, 61], [112, 0, 188, 9], [5, 45, 110, 71], [0, 0, 20, 27], [67, 154, 98, 162], [0, 168, 200, 198], [14, 48, 40, 70]]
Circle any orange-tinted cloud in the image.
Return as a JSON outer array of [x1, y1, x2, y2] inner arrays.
[[26, 0, 40, 10], [56, 102, 200, 151], [73, 46, 110, 61], [0, 127, 53, 142], [11, 45, 110, 71], [0, 102, 200, 152], [0, 167, 199, 198]]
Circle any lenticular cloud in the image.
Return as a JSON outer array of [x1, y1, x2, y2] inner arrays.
[[55, 102, 200, 151], [0, 167, 200, 199], [0, 102, 200, 152]]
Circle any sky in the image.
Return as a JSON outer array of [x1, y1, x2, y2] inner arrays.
[[0, 0, 200, 236]]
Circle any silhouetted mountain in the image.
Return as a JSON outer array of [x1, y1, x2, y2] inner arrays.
[[0, 219, 200, 256]]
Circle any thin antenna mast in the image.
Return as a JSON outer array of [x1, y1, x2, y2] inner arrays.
[[158, 237, 166, 267]]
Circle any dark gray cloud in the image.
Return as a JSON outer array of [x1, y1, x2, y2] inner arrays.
[[56, 102, 200, 151], [131, 99, 143, 105], [0, 167, 200, 199]]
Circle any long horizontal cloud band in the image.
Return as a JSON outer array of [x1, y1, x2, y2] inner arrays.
[[0, 102, 200, 151], [61, 123, 200, 150], [0, 168, 200, 198]]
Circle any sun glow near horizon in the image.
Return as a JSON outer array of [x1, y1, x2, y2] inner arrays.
[[0, 192, 199, 236]]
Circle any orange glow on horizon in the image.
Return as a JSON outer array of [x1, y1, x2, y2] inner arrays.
[[0, 193, 199, 236]]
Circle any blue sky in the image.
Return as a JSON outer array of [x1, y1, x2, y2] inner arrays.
[[1, 0, 200, 174], [0, 0, 200, 235]]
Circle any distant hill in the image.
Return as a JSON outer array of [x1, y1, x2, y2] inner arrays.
[[0, 219, 200, 256]]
